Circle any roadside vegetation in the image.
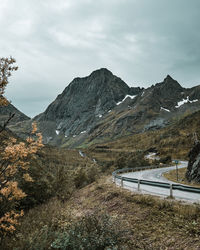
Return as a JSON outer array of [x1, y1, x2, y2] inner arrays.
[[2, 178, 200, 249]]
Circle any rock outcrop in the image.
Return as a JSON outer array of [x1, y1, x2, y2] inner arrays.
[[185, 142, 200, 183]]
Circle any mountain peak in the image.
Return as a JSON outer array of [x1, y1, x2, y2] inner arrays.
[[36, 68, 132, 136], [164, 74, 175, 82], [152, 75, 183, 99], [89, 68, 113, 78], [162, 75, 182, 89]]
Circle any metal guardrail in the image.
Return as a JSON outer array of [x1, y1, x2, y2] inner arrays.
[[112, 166, 200, 197]]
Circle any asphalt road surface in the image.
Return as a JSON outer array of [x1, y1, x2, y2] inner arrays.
[[116, 161, 200, 203]]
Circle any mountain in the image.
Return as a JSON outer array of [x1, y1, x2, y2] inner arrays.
[[32, 68, 143, 145], [7, 69, 200, 148], [0, 101, 30, 127], [82, 74, 200, 145]]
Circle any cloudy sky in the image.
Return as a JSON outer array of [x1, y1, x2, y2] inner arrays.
[[1, 0, 200, 117]]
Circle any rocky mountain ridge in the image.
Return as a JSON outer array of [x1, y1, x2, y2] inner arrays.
[[0, 102, 30, 127], [7, 68, 200, 147], [32, 68, 144, 145], [35, 68, 142, 131]]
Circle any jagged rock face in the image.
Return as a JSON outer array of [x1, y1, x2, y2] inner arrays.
[[141, 75, 184, 111], [156, 75, 183, 96], [7, 69, 200, 148], [152, 75, 183, 106], [0, 102, 30, 125], [85, 74, 200, 143], [37, 68, 129, 121], [185, 143, 200, 183], [34, 68, 143, 140]]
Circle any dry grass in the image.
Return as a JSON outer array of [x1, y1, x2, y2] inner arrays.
[[3, 176, 200, 249]]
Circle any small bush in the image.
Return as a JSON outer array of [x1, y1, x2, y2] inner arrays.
[[73, 164, 100, 189], [51, 212, 129, 250], [15, 225, 54, 250], [114, 151, 149, 170]]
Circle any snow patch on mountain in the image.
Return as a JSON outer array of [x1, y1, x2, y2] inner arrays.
[[160, 107, 170, 112], [175, 96, 198, 108], [116, 95, 137, 105]]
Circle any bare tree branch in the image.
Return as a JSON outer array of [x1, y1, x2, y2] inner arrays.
[[0, 112, 15, 133]]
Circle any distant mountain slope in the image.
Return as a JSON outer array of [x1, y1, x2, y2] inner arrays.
[[90, 109, 200, 161], [8, 69, 200, 148], [0, 102, 30, 126]]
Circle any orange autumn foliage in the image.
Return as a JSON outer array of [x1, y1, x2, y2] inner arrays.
[[0, 123, 43, 236], [0, 57, 44, 237], [0, 57, 18, 106], [0, 210, 24, 234]]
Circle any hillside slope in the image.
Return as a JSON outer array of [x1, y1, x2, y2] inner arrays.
[[3, 177, 200, 249], [90, 110, 200, 162]]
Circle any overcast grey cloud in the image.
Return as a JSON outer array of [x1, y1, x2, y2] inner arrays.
[[1, 0, 200, 117]]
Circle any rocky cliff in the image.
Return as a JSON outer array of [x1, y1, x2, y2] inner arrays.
[[185, 142, 200, 183]]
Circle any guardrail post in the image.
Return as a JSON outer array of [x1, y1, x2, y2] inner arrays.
[[170, 184, 173, 198], [138, 179, 140, 191], [121, 177, 124, 187]]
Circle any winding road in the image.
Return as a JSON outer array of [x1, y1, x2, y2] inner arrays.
[[116, 161, 200, 203]]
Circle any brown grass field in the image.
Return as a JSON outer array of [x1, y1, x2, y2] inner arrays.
[[3, 177, 200, 249]]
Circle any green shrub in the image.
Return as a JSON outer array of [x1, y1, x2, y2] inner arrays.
[[73, 164, 100, 189], [19, 162, 75, 208], [73, 167, 88, 188], [114, 151, 149, 169], [14, 225, 54, 250], [51, 212, 129, 250]]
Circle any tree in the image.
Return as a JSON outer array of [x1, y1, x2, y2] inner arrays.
[[0, 57, 18, 132], [0, 57, 43, 238], [0, 57, 18, 106]]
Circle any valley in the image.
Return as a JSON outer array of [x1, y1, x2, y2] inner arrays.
[[2, 0, 200, 248], [1, 67, 200, 249]]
